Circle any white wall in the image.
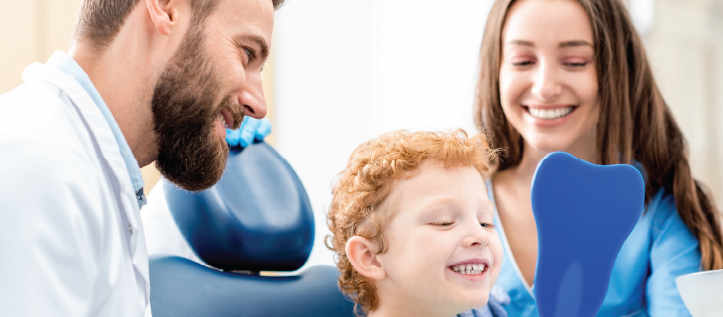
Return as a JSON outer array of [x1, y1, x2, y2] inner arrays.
[[273, 0, 495, 269]]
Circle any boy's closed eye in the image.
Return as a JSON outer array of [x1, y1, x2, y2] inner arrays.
[[430, 221, 455, 226], [429, 222, 496, 228]]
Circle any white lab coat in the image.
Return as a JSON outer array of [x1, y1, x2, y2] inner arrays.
[[0, 62, 151, 316]]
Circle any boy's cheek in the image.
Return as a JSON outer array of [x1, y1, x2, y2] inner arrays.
[[489, 236, 504, 284]]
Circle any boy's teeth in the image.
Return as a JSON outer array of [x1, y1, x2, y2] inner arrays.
[[528, 107, 574, 120], [450, 264, 487, 275]]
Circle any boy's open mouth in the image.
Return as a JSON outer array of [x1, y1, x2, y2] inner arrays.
[[448, 263, 489, 276]]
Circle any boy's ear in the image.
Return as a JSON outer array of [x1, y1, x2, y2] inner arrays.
[[346, 236, 386, 280]]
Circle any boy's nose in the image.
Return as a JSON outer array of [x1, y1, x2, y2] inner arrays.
[[465, 222, 491, 247]]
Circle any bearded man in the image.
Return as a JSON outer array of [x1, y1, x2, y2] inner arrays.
[[0, 0, 282, 315]]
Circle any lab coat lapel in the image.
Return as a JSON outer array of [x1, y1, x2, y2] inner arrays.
[[21, 62, 151, 305]]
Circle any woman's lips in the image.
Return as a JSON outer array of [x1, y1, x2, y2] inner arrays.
[[522, 104, 578, 127]]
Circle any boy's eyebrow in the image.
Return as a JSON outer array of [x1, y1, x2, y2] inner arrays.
[[417, 198, 460, 215], [478, 201, 496, 217]]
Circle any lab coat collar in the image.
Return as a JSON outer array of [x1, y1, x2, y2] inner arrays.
[[44, 51, 147, 209], [20, 59, 151, 307]]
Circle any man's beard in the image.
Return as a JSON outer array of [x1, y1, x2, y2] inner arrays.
[[151, 22, 243, 192]]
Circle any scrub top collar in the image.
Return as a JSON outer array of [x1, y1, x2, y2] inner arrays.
[[46, 51, 147, 209]]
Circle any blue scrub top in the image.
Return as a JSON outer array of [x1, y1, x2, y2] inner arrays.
[[488, 179, 701, 316]]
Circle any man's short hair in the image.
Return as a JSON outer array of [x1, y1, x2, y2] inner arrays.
[[74, 0, 285, 49], [326, 129, 496, 315]]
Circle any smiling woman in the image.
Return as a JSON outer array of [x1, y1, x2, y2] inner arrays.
[[474, 0, 723, 316]]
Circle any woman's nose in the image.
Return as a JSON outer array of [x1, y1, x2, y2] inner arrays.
[[238, 73, 267, 119], [531, 60, 562, 102]]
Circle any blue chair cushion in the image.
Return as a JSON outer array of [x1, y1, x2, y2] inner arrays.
[[163, 142, 315, 271], [149, 256, 355, 317]]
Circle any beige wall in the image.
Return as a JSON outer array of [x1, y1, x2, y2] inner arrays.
[[0, 0, 276, 195], [643, 0, 723, 204], [0, 0, 81, 94]]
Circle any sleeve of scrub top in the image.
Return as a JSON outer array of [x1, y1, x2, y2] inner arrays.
[[645, 193, 701, 316], [0, 140, 105, 316]]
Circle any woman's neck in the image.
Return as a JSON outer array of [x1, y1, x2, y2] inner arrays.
[[495, 139, 599, 190]]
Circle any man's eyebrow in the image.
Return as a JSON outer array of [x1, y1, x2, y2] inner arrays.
[[559, 40, 593, 48], [234, 34, 270, 59]]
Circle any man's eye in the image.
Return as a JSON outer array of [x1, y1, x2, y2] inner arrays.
[[480, 222, 495, 228], [245, 48, 253, 58]]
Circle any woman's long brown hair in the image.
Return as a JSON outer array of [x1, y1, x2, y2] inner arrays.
[[474, 0, 723, 270]]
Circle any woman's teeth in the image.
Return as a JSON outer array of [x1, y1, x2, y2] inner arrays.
[[528, 107, 574, 120], [450, 264, 487, 275]]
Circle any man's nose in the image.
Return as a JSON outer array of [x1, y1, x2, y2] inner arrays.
[[531, 60, 562, 102], [238, 72, 267, 119]]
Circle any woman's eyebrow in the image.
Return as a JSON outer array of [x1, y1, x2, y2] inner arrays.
[[506, 39, 535, 47], [559, 40, 593, 48]]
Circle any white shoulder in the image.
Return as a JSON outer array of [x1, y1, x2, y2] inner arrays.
[[0, 137, 112, 316], [0, 81, 96, 170], [0, 136, 103, 210]]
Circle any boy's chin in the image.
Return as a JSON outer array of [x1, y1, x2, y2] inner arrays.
[[437, 290, 490, 315]]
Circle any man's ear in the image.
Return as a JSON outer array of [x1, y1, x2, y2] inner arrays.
[[145, 0, 181, 36], [346, 236, 386, 280]]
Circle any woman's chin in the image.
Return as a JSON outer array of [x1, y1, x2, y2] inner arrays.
[[523, 134, 577, 154]]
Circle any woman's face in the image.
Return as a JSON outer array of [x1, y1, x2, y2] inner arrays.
[[499, 0, 599, 157]]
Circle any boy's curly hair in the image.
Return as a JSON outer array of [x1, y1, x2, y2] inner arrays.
[[326, 129, 496, 315]]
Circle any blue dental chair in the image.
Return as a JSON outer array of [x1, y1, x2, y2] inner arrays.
[[149, 142, 355, 317]]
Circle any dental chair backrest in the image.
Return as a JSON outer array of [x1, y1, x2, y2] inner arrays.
[[149, 142, 355, 317]]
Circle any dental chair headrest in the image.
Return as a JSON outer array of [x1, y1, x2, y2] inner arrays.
[[163, 142, 314, 272]]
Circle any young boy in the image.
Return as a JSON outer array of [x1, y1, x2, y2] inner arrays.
[[327, 130, 504, 317]]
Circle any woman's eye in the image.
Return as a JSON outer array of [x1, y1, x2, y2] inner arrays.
[[480, 222, 496, 228], [512, 60, 534, 67], [431, 222, 454, 226], [565, 62, 587, 67]]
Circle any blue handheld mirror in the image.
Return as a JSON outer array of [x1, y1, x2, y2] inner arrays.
[[531, 152, 644, 317]]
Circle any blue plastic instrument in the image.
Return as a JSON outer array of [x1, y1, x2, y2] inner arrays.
[[531, 152, 644, 317]]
